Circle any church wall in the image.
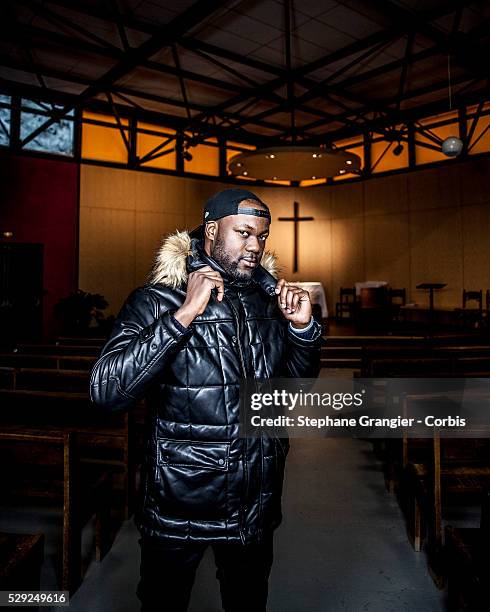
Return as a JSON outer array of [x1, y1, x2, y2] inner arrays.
[[79, 157, 490, 317], [79, 166, 227, 316], [0, 152, 79, 338]]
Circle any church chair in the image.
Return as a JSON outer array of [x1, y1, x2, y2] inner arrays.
[[335, 287, 356, 320], [388, 288, 406, 322], [462, 289, 483, 310], [454, 290, 483, 329]]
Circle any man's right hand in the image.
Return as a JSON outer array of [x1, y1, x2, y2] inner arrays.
[[173, 266, 224, 328]]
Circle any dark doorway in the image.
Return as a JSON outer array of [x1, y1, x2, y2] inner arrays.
[[0, 243, 44, 345]]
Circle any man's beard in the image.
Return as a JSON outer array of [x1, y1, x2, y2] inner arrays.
[[211, 235, 253, 283]]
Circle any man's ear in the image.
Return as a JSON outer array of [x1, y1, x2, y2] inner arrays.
[[204, 221, 218, 241]]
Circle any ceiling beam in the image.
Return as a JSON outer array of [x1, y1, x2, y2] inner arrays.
[[0, 55, 292, 134], [303, 84, 490, 146], [298, 73, 478, 134], [44, 0, 285, 76], [42, 1, 457, 86], [2, 20, 340, 130], [369, 0, 490, 80], [25, 0, 475, 131], [2, 0, 487, 150], [234, 35, 398, 132], [18, 0, 233, 147], [167, 3, 478, 136], [0, 77, 280, 148]]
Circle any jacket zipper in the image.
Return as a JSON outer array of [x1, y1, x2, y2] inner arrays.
[[224, 293, 249, 545]]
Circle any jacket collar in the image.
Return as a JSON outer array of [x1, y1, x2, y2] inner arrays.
[[148, 229, 279, 290]]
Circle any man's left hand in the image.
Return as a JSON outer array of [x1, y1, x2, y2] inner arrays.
[[275, 278, 312, 328]]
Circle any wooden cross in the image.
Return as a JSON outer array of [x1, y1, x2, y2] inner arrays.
[[278, 201, 314, 273]]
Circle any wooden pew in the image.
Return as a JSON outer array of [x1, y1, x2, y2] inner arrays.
[[0, 531, 44, 590], [400, 391, 490, 587], [445, 489, 490, 611], [361, 356, 490, 499], [14, 344, 100, 358], [0, 430, 112, 594], [0, 389, 137, 521], [0, 367, 89, 393], [368, 357, 490, 378], [360, 344, 490, 377], [0, 353, 94, 371], [0, 343, 145, 520], [56, 337, 106, 347]]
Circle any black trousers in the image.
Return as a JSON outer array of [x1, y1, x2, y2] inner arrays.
[[137, 532, 274, 612]]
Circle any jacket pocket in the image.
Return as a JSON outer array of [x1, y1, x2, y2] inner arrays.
[[153, 438, 231, 520], [157, 438, 230, 470]]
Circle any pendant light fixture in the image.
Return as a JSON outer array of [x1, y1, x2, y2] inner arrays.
[[228, 0, 361, 182], [441, 52, 463, 157]]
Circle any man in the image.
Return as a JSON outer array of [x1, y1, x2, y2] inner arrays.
[[90, 188, 322, 611]]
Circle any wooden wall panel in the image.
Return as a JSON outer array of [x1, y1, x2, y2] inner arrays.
[[331, 217, 364, 293], [462, 203, 490, 291], [79, 158, 490, 316], [298, 219, 333, 306], [330, 182, 363, 219], [135, 211, 186, 287], [364, 213, 410, 292], [184, 178, 227, 225], [252, 187, 298, 279], [133, 171, 185, 214], [300, 184, 332, 220], [407, 165, 460, 211], [364, 174, 408, 216], [80, 165, 136, 210], [409, 207, 463, 308], [460, 158, 490, 206], [79, 206, 135, 315]]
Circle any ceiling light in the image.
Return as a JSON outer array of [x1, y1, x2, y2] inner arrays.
[[393, 142, 404, 156], [272, 176, 277, 180], [311, 176, 316, 180], [242, 171, 248, 176], [440, 54, 464, 158], [339, 169, 346, 175], [228, 146, 360, 181], [441, 136, 463, 157]]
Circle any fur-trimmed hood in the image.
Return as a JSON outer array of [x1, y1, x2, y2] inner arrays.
[[148, 230, 280, 289]]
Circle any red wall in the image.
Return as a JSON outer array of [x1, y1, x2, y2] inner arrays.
[[0, 152, 79, 339]]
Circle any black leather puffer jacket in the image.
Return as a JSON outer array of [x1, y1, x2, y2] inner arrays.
[[90, 231, 322, 544]]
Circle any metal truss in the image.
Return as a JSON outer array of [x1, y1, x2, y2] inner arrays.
[[1, 0, 490, 167]]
